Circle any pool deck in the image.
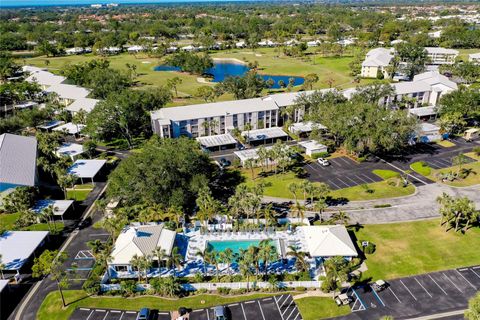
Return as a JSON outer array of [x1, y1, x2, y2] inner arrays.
[[185, 228, 307, 262]]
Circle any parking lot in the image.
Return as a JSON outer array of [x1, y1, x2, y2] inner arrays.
[[190, 295, 302, 320], [70, 295, 302, 320], [305, 156, 393, 190], [70, 308, 171, 320], [342, 265, 480, 319]]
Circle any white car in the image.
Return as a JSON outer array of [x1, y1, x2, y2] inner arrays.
[[317, 158, 330, 166]]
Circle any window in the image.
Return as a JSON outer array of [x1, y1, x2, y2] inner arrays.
[[115, 265, 128, 272]]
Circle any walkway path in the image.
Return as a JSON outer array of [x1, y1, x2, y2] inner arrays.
[[264, 183, 480, 224]]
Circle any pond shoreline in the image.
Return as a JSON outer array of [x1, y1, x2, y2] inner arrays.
[[212, 57, 247, 65]]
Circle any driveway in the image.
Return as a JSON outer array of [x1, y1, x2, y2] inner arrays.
[[332, 265, 480, 320]]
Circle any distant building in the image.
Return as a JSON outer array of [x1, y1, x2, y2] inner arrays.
[[65, 98, 100, 114], [45, 84, 90, 106], [65, 47, 85, 55], [25, 69, 66, 90], [0, 134, 37, 197], [361, 48, 394, 78], [425, 47, 458, 65]]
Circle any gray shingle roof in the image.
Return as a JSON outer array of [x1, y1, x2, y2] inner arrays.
[[0, 134, 37, 187]]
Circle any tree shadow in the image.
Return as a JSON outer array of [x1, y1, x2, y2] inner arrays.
[[66, 293, 90, 306]]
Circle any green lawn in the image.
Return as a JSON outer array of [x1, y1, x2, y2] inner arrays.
[[243, 168, 415, 201], [38, 290, 288, 320], [0, 212, 64, 233], [435, 140, 456, 148], [410, 161, 432, 176], [23, 48, 366, 107], [354, 219, 480, 280], [372, 169, 400, 180], [66, 187, 93, 201], [430, 160, 480, 187], [296, 297, 350, 320]]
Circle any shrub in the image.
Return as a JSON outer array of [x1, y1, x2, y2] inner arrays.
[[321, 276, 337, 293], [311, 152, 330, 159], [360, 240, 376, 254], [295, 286, 307, 291], [357, 156, 367, 163], [217, 287, 231, 295], [411, 161, 432, 176], [374, 204, 391, 208]]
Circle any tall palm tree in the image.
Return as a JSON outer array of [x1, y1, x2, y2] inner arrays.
[[167, 247, 183, 278], [238, 252, 254, 291], [152, 248, 167, 273], [244, 122, 252, 145], [287, 245, 309, 272], [291, 201, 306, 222], [259, 239, 277, 278], [130, 254, 143, 282], [288, 183, 299, 202], [263, 203, 274, 229], [196, 248, 209, 276], [141, 255, 153, 284], [209, 250, 220, 281], [247, 245, 261, 277], [300, 180, 313, 202], [324, 257, 349, 295], [244, 158, 256, 180], [219, 248, 234, 276]]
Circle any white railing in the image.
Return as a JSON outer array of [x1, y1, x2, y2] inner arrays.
[[100, 280, 322, 292]]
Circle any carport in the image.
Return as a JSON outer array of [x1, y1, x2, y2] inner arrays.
[[289, 121, 327, 137], [242, 127, 288, 146], [196, 133, 237, 152], [67, 159, 106, 185], [32, 199, 74, 222]]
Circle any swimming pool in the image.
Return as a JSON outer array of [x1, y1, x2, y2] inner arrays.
[[206, 239, 276, 255]]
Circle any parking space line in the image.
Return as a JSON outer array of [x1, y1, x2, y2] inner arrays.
[[257, 301, 266, 320], [370, 286, 386, 307], [400, 280, 417, 300], [335, 178, 351, 188], [351, 288, 367, 311], [245, 301, 255, 304], [344, 176, 361, 186], [80, 308, 90, 311], [388, 287, 402, 303], [262, 298, 272, 301], [102, 311, 109, 320], [414, 278, 432, 298], [293, 312, 301, 320], [327, 180, 342, 189], [360, 174, 376, 183], [456, 270, 477, 289], [86, 310, 94, 320], [276, 295, 285, 306], [281, 296, 291, 309], [228, 303, 239, 306], [441, 273, 462, 292], [428, 274, 448, 295], [286, 306, 298, 320], [470, 268, 480, 278], [119, 312, 124, 320], [353, 175, 369, 184], [283, 300, 294, 316], [274, 296, 285, 320], [206, 308, 210, 320], [240, 303, 247, 320], [110, 310, 121, 313]]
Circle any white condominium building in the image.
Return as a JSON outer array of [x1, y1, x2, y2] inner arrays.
[[361, 48, 394, 78], [425, 47, 459, 65]]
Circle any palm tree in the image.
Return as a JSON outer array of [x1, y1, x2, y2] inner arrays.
[[140, 255, 153, 284], [196, 248, 209, 276], [291, 201, 306, 222], [244, 122, 252, 145], [220, 248, 234, 276], [300, 180, 313, 202], [287, 245, 309, 272], [247, 245, 261, 277], [330, 211, 350, 225], [262, 203, 274, 229], [39, 206, 54, 232], [288, 183, 299, 202], [152, 248, 167, 273], [167, 247, 183, 278], [130, 254, 143, 282], [209, 250, 220, 281], [259, 239, 277, 278], [324, 257, 349, 295], [256, 145, 269, 172], [452, 153, 468, 177], [244, 158, 256, 180], [238, 252, 254, 291]]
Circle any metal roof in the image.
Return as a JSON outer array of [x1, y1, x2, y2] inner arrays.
[[26, 70, 65, 87], [53, 123, 85, 135], [196, 133, 237, 148], [298, 140, 328, 152], [67, 159, 106, 179], [55, 143, 84, 159], [45, 84, 90, 100], [65, 98, 100, 113], [242, 127, 288, 142], [409, 106, 437, 117], [0, 231, 49, 270], [32, 199, 74, 216], [0, 134, 37, 187], [110, 224, 176, 265], [300, 225, 357, 257]]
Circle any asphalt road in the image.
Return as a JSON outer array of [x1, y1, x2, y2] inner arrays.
[[331, 265, 480, 320]]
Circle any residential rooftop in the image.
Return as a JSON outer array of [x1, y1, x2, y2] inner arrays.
[[0, 134, 37, 188]]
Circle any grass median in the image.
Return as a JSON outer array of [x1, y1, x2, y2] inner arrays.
[[354, 219, 480, 280], [38, 290, 288, 320]]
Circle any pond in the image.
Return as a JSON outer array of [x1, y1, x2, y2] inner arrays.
[[154, 61, 304, 89]]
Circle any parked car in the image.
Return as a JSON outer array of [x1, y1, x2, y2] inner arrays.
[[219, 158, 231, 167], [136, 308, 150, 320], [334, 293, 352, 306], [317, 158, 330, 166], [372, 279, 387, 292], [213, 306, 227, 320], [76, 217, 91, 230]]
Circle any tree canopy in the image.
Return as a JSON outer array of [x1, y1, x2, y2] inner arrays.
[[218, 71, 266, 100], [165, 51, 213, 75], [107, 137, 216, 210]]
